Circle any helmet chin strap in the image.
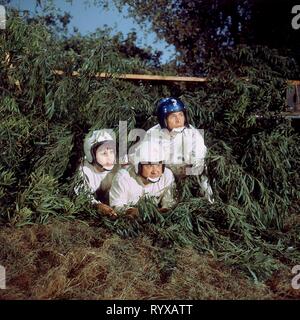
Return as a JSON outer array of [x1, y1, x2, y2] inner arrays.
[[146, 176, 161, 183], [102, 165, 114, 171], [170, 126, 186, 133], [95, 162, 114, 172], [139, 172, 161, 183]]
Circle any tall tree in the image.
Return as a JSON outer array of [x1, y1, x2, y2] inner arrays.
[[109, 0, 300, 75]]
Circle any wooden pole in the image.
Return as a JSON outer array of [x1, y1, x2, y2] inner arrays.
[[52, 70, 300, 87], [53, 70, 207, 82]]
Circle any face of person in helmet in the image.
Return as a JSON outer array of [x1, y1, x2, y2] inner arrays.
[[166, 111, 185, 130], [141, 163, 163, 183], [95, 143, 115, 171]]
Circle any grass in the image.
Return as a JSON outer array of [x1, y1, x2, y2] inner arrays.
[[0, 218, 299, 300]]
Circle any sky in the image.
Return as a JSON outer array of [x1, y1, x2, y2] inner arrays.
[[8, 0, 176, 63]]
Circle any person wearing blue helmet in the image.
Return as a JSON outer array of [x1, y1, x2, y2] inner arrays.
[[145, 97, 214, 203], [156, 97, 190, 130]]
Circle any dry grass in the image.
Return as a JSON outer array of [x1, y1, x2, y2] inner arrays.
[[0, 219, 298, 300]]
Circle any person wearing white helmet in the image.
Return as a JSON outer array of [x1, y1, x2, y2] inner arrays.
[[75, 129, 118, 218], [145, 97, 214, 204], [109, 139, 176, 217]]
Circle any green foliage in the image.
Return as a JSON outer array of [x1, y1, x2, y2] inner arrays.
[[109, 0, 300, 75], [14, 171, 76, 225], [0, 13, 299, 281], [33, 125, 74, 178]]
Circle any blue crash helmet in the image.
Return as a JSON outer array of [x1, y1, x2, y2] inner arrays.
[[156, 97, 189, 129]]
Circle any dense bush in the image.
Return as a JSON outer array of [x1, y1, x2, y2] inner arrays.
[[1, 13, 299, 281]]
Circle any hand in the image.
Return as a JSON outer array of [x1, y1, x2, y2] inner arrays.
[[125, 207, 139, 219], [97, 203, 118, 219], [206, 195, 215, 204], [158, 207, 169, 214]]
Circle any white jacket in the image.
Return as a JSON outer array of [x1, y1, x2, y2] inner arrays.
[[145, 124, 207, 177], [145, 124, 214, 203], [75, 161, 118, 204], [109, 166, 176, 211]]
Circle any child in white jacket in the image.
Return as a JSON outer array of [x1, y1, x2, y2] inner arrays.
[[145, 97, 214, 203], [75, 130, 118, 218], [110, 139, 176, 217]]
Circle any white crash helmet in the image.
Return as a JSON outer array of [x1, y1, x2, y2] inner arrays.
[[84, 130, 116, 169], [132, 139, 165, 182]]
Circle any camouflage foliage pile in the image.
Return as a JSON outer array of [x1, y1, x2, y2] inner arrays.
[[0, 12, 299, 289]]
